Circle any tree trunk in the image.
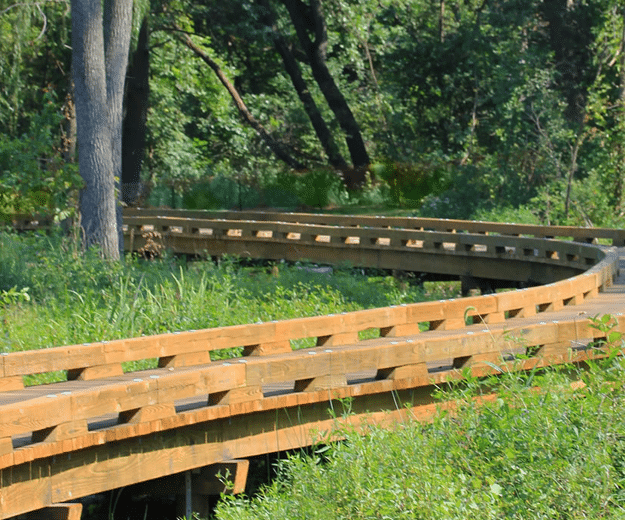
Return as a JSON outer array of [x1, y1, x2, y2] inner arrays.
[[104, 0, 133, 245], [71, 0, 132, 259], [122, 17, 150, 206], [257, 0, 348, 170], [177, 28, 305, 170], [282, 0, 369, 188], [71, 0, 118, 259]]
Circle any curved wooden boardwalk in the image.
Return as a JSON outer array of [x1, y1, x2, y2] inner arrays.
[[1, 210, 624, 519]]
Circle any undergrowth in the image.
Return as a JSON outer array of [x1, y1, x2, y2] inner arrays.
[[214, 354, 625, 520], [0, 231, 459, 382]]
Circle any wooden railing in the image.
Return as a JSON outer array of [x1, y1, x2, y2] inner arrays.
[[0, 210, 623, 519], [123, 208, 625, 246]]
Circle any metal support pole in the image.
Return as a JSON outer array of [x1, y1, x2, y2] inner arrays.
[[185, 470, 192, 519]]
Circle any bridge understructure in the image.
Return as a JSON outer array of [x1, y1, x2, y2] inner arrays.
[[1, 210, 625, 519]]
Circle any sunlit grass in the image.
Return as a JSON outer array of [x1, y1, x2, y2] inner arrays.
[[0, 232, 462, 383]]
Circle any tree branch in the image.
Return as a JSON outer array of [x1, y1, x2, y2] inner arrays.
[[175, 26, 305, 170]]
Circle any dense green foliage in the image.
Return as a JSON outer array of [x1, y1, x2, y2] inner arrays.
[[214, 356, 625, 520], [2, 0, 625, 225]]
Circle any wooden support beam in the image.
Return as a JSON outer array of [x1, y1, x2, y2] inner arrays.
[[0, 437, 12, 456], [0, 375, 24, 392], [507, 306, 537, 319], [537, 299, 564, 313], [32, 420, 88, 443], [68, 363, 124, 381], [209, 386, 263, 406], [380, 324, 421, 337], [316, 332, 359, 347], [158, 351, 211, 368], [376, 363, 429, 382], [195, 460, 250, 495], [452, 352, 502, 371], [119, 404, 176, 424], [429, 318, 465, 331], [294, 374, 347, 392], [243, 341, 292, 356]]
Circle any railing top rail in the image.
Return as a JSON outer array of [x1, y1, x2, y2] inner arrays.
[[123, 208, 625, 245], [0, 225, 617, 381]]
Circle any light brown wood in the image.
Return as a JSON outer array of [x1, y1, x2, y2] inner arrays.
[[243, 340, 292, 356], [380, 323, 421, 337], [119, 403, 176, 424], [209, 385, 263, 406], [158, 351, 211, 368], [376, 363, 429, 381], [317, 332, 359, 346], [0, 375, 23, 392], [294, 374, 348, 392], [32, 420, 88, 443], [68, 363, 124, 380], [0, 437, 12, 457]]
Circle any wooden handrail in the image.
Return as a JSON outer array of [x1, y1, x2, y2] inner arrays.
[[123, 207, 625, 246], [1, 210, 624, 519], [0, 224, 616, 389]]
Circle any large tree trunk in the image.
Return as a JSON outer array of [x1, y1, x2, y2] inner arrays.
[[71, 0, 118, 258], [282, 0, 369, 188], [257, 0, 347, 170], [122, 17, 150, 206], [71, 0, 132, 259]]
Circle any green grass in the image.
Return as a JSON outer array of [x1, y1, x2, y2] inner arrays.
[[214, 356, 625, 520], [0, 231, 460, 382]]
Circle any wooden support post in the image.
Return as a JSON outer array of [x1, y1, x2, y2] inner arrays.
[[196, 460, 250, 495], [175, 461, 250, 519], [0, 436, 13, 456], [243, 341, 292, 356], [0, 375, 24, 392], [477, 312, 505, 325], [209, 386, 263, 406], [316, 332, 359, 347], [294, 374, 347, 392], [119, 403, 176, 424], [429, 318, 465, 331], [537, 300, 564, 313], [529, 342, 570, 358], [158, 351, 211, 368], [452, 352, 501, 371], [32, 420, 88, 443], [185, 470, 193, 520], [508, 306, 537, 319], [67, 363, 124, 381], [380, 324, 421, 337], [376, 363, 429, 382]]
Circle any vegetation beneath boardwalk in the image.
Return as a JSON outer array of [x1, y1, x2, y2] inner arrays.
[[215, 355, 625, 520], [0, 231, 459, 382]]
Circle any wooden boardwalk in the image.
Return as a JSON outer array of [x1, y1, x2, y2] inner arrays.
[[1, 211, 624, 519]]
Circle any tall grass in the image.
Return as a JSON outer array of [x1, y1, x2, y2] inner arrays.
[[0, 231, 459, 360], [214, 356, 625, 520]]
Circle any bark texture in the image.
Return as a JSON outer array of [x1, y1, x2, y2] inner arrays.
[[258, 0, 348, 170], [282, 0, 369, 188], [122, 17, 150, 206], [71, 0, 132, 259]]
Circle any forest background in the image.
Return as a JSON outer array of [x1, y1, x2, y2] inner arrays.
[[2, 0, 625, 228]]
